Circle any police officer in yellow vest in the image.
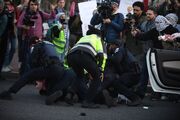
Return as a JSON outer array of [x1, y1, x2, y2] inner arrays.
[[67, 25, 107, 108], [47, 23, 66, 62]]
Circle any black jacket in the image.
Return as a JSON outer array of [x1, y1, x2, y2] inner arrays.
[[137, 25, 179, 49]]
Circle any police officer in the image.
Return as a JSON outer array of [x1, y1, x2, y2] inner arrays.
[[102, 40, 142, 106], [66, 25, 107, 108], [0, 37, 65, 102]]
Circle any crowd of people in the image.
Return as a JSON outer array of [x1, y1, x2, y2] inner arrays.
[[0, 0, 180, 108]]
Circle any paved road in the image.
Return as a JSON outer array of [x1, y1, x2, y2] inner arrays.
[[0, 79, 180, 120]]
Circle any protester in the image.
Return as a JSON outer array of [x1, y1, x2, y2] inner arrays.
[[0, 0, 8, 80], [17, 0, 56, 75]]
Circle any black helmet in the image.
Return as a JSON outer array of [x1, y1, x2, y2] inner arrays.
[[86, 25, 102, 36]]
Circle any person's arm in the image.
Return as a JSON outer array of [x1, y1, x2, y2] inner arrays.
[[17, 11, 30, 30], [96, 39, 107, 72], [109, 13, 124, 31], [171, 33, 180, 39], [132, 28, 155, 41], [90, 13, 103, 26]]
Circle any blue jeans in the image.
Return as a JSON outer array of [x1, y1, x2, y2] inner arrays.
[[4, 35, 16, 66]]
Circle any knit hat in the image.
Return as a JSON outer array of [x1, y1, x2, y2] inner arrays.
[[56, 12, 65, 20], [86, 25, 102, 36], [165, 13, 178, 27], [111, 0, 119, 6]]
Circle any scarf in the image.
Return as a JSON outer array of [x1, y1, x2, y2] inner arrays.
[[155, 15, 171, 32]]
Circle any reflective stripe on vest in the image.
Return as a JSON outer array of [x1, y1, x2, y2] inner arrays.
[[75, 34, 103, 54], [70, 34, 107, 71]]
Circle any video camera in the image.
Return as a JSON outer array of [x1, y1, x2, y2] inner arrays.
[[125, 13, 136, 30], [23, 11, 38, 26], [97, 0, 113, 19]]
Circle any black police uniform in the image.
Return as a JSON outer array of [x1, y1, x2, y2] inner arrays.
[[103, 41, 142, 106], [0, 41, 65, 99]]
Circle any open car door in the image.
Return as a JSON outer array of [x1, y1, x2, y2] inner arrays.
[[146, 48, 180, 95]]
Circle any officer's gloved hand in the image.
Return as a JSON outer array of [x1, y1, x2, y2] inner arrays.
[[98, 67, 104, 81], [100, 72, 104, 82]]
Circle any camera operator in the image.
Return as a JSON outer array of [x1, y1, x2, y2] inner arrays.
[[17, 0, 56, 75], [90, 0, 124, 43], [124, 1, 146, 64]]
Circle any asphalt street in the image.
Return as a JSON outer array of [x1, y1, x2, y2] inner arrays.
[[0, 78, 180, 120]]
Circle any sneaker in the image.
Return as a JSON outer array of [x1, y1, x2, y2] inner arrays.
[[102, 89, 113, 108], [2, 66, 11, 72], [81, 101, 100, 108], [45, 90, 63, 105], [0, 90, 12, 100]]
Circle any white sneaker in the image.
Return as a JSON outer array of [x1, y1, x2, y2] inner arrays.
[[7, 65, 13, 70], [2, 66, 11, 72]]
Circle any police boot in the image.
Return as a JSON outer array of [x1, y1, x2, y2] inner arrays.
[[102, 89, 114, 108], [127, 94, 142, 106], [72, 93, 79, 103], [0, 90, 12, 100], [65, 92, 74, 105], [81, 101, 100, 108], [45, 90, 63, 105]]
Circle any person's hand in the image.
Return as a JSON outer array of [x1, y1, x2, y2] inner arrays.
[[131, 29, 140, 37], [131, 30, 137, 37], [171, 33, 180, 40], [22, 25, 30, 30], [158, 34, 173, 42], [103, 18, 111, 24], [50, 4, 56, 11]]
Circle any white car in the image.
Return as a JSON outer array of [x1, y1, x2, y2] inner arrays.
[[146, 48, 180, 95]]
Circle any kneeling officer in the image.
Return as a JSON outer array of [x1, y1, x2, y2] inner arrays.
[[0, 37, 65, 101], [67, 26, 107, 108]]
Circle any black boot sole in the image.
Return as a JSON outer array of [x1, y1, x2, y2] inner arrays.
[[102, 90, 113, 108], [45, 90, 63, 105]]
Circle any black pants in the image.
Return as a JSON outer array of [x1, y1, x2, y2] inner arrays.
[[50, 69, 76, 94], [103, 71, 140, 100], [8, 64, 65, 95], [0, 37, 8, 73], [67, 51, 102, 102]]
